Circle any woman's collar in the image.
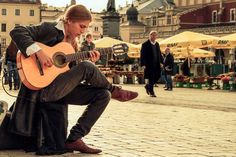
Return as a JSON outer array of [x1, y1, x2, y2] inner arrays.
[[55, 21, 65, 35]]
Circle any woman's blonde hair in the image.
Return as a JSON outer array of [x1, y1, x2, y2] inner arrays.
[[64, 4, 92, 22], [61, 5, 92, 51]]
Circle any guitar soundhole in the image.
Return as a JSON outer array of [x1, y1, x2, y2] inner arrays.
[[53, 52, 66, 68]]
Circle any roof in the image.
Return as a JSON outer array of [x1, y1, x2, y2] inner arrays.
[[138, 0, 164, 14], [0, 0, 41, 4], [119, 0, 167, 15], [127, 4, 138, 15]]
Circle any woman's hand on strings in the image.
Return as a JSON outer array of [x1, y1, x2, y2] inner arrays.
[[89, 50, 100, 63], [35, 50, 53, 67]]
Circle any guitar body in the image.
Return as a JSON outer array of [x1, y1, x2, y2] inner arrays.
[[17, 42, 75, 90]]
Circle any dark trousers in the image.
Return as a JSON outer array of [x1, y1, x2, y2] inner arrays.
[[39, 61, 112, 141], [7, 61, 20, 89], [166, 74, 173, 89], [0, 63, 2, 75], [147, 73, 160, 94]]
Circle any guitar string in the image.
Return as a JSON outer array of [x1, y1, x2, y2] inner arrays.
[[65, 47, 115, 63]]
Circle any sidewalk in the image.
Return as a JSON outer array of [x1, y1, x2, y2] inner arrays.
[[0, 84, 236, 157]]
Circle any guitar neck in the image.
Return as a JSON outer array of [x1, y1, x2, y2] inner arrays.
[[65, 47, 113, 63]]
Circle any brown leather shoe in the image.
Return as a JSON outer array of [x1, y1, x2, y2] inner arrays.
[[65, 139, 102, 154], [111, 86, 138, 102]]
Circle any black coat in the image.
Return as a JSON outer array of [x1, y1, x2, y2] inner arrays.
[[140, 40, 163, 82], [181, 59, 191, 76], [9, 22, 67, 136], [7, 22, 69, 154], [80, 40, 95, 51], [164, 53, 174, 75]]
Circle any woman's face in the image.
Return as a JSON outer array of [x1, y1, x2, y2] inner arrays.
[[67, 20, 91, 39]]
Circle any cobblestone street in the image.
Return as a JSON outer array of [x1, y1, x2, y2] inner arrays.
[[0, 84, 236, 157]]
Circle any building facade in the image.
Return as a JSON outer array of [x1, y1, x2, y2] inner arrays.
[[179, 0, 236, 36], [118, 0, 236, 44], [40, 4, 65, 22], [0, 0, 41, 53]]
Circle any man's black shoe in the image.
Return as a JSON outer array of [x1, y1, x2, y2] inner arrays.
[[164, 88, 173, 91], [144, 84, 150, 95], [149, 91, 156, 97], [150, 94, 157, 97]]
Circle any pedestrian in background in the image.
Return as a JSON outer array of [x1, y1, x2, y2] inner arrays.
[[80, 33, 95, 51], [163, 47, 174, 91], [5, 41, 20, 90], [0, 55, 3, 76], [140, 31, 163, 97], [0, 43, 1, 75], [160, 53, 167, 88], [181, 58, 191, 76]]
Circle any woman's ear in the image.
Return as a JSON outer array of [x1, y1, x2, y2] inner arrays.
[[67, 19, 71, 24]]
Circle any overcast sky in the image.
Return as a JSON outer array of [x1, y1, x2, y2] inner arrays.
[[41, 0, 133, 12]]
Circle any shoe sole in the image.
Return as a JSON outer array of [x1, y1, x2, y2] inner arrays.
[[119, 93, 139, 102], [0, 100, 8, 126], [150, 95, 156, 97]]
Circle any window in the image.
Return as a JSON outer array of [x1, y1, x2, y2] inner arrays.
[[152, 16, 157, 26], [230, 9, 236, 22], [2, 9, 7, 15], [212, 10, 217, 23], [167, 15, 172, 25], [1, 23, 6, 32], [179, 0, 183, 6], [15, 9, 20, 16], [1, 38, 6, 48], [121, 17, 124, 23], [94, 26, 98, 31], [29, 10, 34, 16]]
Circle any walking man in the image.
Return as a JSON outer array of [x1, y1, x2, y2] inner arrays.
[[140, 31, 163, 97]]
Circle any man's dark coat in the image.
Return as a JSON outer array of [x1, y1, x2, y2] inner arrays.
[[164, 53, 174, 75], [140, 40, 163, 83], [80, 40, 95, 52]]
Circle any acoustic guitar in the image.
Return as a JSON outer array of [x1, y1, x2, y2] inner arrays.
[[17, 42, 128, 90]]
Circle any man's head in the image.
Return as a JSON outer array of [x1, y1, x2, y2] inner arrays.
[[85, 33, 93, 43], [64, 4, 92, 39], [149, 31, 157, 42], [165, 47, 170, 55]]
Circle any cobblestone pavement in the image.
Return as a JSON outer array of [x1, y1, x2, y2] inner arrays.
[[0, 84, 236, 157]]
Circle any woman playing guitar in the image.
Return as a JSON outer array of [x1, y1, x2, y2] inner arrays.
[[8, 4, 138, 155]]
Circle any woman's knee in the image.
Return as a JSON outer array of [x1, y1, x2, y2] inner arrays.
[[97, 89, 111, 105], [77, 61, 97, 71], [102, 89, 111, 101]]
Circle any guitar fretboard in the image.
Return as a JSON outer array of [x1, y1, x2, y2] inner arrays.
[[65, 47, 113, 63]]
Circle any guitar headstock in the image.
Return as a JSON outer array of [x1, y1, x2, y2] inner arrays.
[[112, 43, 129, 56]]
